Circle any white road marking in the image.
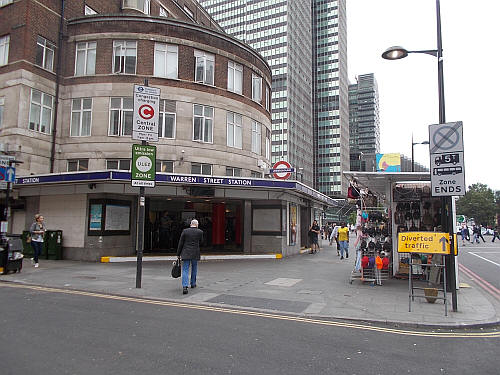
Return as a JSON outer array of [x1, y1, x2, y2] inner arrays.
[[468, 252, 500, 267]]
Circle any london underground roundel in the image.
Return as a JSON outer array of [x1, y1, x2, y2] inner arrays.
[[272, 161, 293, 180]]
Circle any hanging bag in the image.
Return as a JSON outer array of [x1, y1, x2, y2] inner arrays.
[[171, 258, 181, 278], [26, 233, 32, 243]]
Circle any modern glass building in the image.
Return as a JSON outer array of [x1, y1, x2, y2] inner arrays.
[[348, 73, 380, 171], [312, 0, 349, 196], [199, 0, 315, 187]]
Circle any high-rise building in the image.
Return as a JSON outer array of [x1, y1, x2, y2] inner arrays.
[[348, 73, 380, 171], [312, 0, 349, 197], [199, 0, 349, 195], [198, 0, 314, 186]]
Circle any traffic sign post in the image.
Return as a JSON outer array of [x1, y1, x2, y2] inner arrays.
[[133, 80, 160, 289], [0, 155, 17, 233], [429, 121, 465, 197], [132, 84, 160, 142], [131, 144, 156, 187]]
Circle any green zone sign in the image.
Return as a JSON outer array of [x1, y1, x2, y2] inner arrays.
[[131, 144, 156, 187]]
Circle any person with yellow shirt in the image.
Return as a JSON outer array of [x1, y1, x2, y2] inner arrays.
[[337, 222, 350, 260]]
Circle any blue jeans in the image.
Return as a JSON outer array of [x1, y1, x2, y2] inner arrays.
[[181, 259, 198, 288], [339, 241, 349, 257], [31, 241, 43, 263]]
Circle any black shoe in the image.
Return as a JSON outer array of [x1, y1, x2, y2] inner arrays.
[[191, 284, 196, 288], [183, 287, 188, 295], [340, 256, 344, 260], [346, 253, 349, 258]]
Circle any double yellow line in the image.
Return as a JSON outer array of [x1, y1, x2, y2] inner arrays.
[[1, 282, 499, 339]]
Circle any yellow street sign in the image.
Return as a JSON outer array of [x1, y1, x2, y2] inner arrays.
[[398, 232, 451, 254]]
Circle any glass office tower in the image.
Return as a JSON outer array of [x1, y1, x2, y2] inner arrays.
[[199, 0, 314, 186], [312, 0, 349, 197], [348, 73, 380, 171]]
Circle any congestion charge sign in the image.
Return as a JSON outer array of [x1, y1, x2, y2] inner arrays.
[[132, 85, 160, 142], [398, 232, 451, 255], [131, 144, 156, 187]]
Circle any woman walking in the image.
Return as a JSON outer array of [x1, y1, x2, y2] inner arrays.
[[29, 214, 46, 268], [337, 222, 349, 260], [309, 220, 320, 254]]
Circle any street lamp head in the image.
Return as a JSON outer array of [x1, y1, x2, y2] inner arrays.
[[382, 46, 409, 60]]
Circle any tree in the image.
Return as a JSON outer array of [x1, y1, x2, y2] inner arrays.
[[456, 183, 496, 226]]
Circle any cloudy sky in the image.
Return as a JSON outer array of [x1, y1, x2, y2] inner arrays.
[[347, 0, 500, 191]]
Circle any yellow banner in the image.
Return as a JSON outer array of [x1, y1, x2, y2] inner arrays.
[[398, 232, 451, 254]]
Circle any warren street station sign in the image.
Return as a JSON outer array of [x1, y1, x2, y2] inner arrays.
[[131, 144, 156, 187]]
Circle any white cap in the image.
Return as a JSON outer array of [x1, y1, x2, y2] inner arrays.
[[190, 219, 199, 227]]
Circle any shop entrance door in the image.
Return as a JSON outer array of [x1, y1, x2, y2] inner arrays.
[[144, 198, 243, 254]]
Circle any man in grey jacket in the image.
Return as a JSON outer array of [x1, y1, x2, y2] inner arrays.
[[177, 219, 204, 294]]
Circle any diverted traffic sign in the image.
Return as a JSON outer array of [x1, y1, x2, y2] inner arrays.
[[131, 144, 156, 187], [270, 160, 294, 180], [398, 232, 450, 255], [429, 121, 465, 196], [133, 85, 160, 142]]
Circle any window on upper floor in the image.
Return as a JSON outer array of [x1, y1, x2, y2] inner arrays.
[[159, 5, 168, 17], [194, 50, 214, 85], [226, 112, 242, 149], [193, 104, 213, 143], [84, 5, 97, 15], [227, 60, 243, 94], [0, 35, 9, 66], [75, 41, 96, 76], [122, 0, 150, 14], [109, 97, 133, 136], [225, 167, 241, 177], [68, 159, 89, 172], [251, 120, 261, 155], [156, 160, 174, 173], [154, 43, 178, 79], [158, 99, 176, 139], [252, 73, 262, 103], [113, 41, 137, 74], [250, 171, 262, 178], [183, 5, 194, 18], [265, 85, 270, 111], [36, 36, 55, 72], [71, 98, 92, 137], [191, 163, 212, 176], [265, 128, 271, 160], [106, 159, 131, 171], [0, 0, 13, 8], [0, 97, 4, 129], [29, 89, 53, 134]]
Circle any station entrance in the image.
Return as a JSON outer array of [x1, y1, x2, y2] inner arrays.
[[144, 197, 243, 254]]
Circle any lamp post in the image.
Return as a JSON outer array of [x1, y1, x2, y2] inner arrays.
[[411, 135, 430, 172], [382, 0, 457, 311]]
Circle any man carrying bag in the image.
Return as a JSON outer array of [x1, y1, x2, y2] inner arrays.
[[176, 219, 204, 295]]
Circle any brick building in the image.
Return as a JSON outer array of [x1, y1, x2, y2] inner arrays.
[[0, 0, 336, 260]]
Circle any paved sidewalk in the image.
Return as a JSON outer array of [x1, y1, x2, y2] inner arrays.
[[2, 239, 499, 328]]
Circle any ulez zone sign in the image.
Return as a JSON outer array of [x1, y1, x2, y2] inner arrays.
[[131, 144, 156, 187], [398, 232, 450, 255]]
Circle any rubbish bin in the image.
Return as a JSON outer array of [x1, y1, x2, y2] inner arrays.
[[0, 235, 24, 275], [45, 230, 63, 260], [21, 230, 33, 257]]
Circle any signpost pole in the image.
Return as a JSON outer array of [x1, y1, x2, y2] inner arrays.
[[3, 159, 13, 232], [136, 79, 148, 289]]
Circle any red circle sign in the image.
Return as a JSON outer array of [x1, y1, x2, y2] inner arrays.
[[272, 160, 292, 180], [139, 104, 154, 120]]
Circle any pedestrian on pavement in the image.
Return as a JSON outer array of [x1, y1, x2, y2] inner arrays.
[[337, 222, 349, 260], [176, 219, 204, 294], [29, 213, 46, 268], [492, 226, 500, 242], [309, 220, 320, 254], [353, 225, 365, 272], [460, 223, 468, 246], [329, 223, 340, 255]]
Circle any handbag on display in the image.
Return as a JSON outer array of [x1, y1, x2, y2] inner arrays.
[[171, 258, 181, 278]]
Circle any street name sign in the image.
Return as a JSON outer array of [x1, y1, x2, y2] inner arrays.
[[132, 85, 160, 142], [398, 232, 450, 255], [131, 144, 156, 187], [429, 121, 465, 196]]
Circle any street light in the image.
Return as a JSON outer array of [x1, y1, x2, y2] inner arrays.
[[411, 135, 430, 172], [382, 0, 457, 311]]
